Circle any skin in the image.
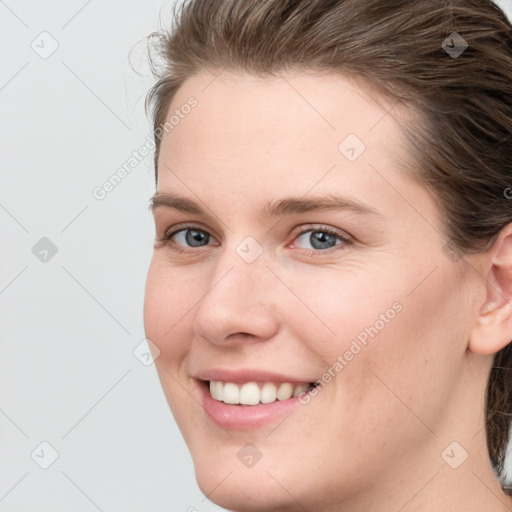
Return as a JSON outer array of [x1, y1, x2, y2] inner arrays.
[[143, 69, 512, 511]]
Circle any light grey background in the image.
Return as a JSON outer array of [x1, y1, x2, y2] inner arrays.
[[1, 1, 512, 511]]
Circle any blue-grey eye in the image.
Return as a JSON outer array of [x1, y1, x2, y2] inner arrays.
[[174, 229, 211, 247], [295, 230, 341, 250]]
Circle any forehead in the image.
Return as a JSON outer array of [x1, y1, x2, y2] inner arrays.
[[154, 69, 435, 228], [160, 71, 409, 175], [162, 69, 405, 160]]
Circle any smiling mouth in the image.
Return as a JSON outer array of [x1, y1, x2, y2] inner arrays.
[[206, 380, 318, 405]]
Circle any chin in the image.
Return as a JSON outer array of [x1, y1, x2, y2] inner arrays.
[[188, 438, 337, 512], [193, 464, 299, 512]]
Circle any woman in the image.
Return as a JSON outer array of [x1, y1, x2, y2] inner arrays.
[[143, 0, 512, 510]]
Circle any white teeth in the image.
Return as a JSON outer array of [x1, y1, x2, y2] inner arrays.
[[223, 382, 240, 404], [276, 382, 293, 401], [292, 383, 309, 397], [239, 382, 260, 405], [260, 382, 277, 404], [209, 380, 223, 400], [213, 381, 223, 400], [208, 380, 312, 405]]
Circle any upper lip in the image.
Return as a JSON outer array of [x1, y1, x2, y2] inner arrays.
[[194, 368, 317, 384]]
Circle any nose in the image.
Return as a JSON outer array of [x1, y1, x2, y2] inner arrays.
[[192, 248, 280, 346]]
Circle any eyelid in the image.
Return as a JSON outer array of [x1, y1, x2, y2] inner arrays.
[[163, 221, 219, 241], [289, 223, 352, 241], [157, 222, 353, 254], [162, 222, 350, 242], [288, 224, 353, 256]]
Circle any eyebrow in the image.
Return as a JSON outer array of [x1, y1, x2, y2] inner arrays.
[[149, 191, 380, 218]]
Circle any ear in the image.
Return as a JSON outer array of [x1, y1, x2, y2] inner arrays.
[[469, 222, 512, 355]]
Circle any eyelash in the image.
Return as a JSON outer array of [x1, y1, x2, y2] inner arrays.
[[155, 222, 353, 257]]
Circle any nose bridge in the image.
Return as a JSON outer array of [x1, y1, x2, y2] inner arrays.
[[192, 238, 279, 343], [210, 231, 271, 298]]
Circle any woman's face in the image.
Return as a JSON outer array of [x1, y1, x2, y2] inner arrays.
[[144, 70, 482, 510]]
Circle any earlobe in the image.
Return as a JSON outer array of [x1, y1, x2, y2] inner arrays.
[[471, 302, 512, 355], [469, 223, 512, 356]]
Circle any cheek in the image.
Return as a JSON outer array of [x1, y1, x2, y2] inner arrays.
[[143, 258, 201, 431], [279, 262, 403, 362], [143, 257, 196, 363], [333, 264, 466, 444], [286, 260, 464, 433]]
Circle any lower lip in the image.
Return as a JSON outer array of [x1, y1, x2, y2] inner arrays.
[[199, 381, 307, 430]]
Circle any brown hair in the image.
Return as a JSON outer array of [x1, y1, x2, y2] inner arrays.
[[144, 0, 512, 481]]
